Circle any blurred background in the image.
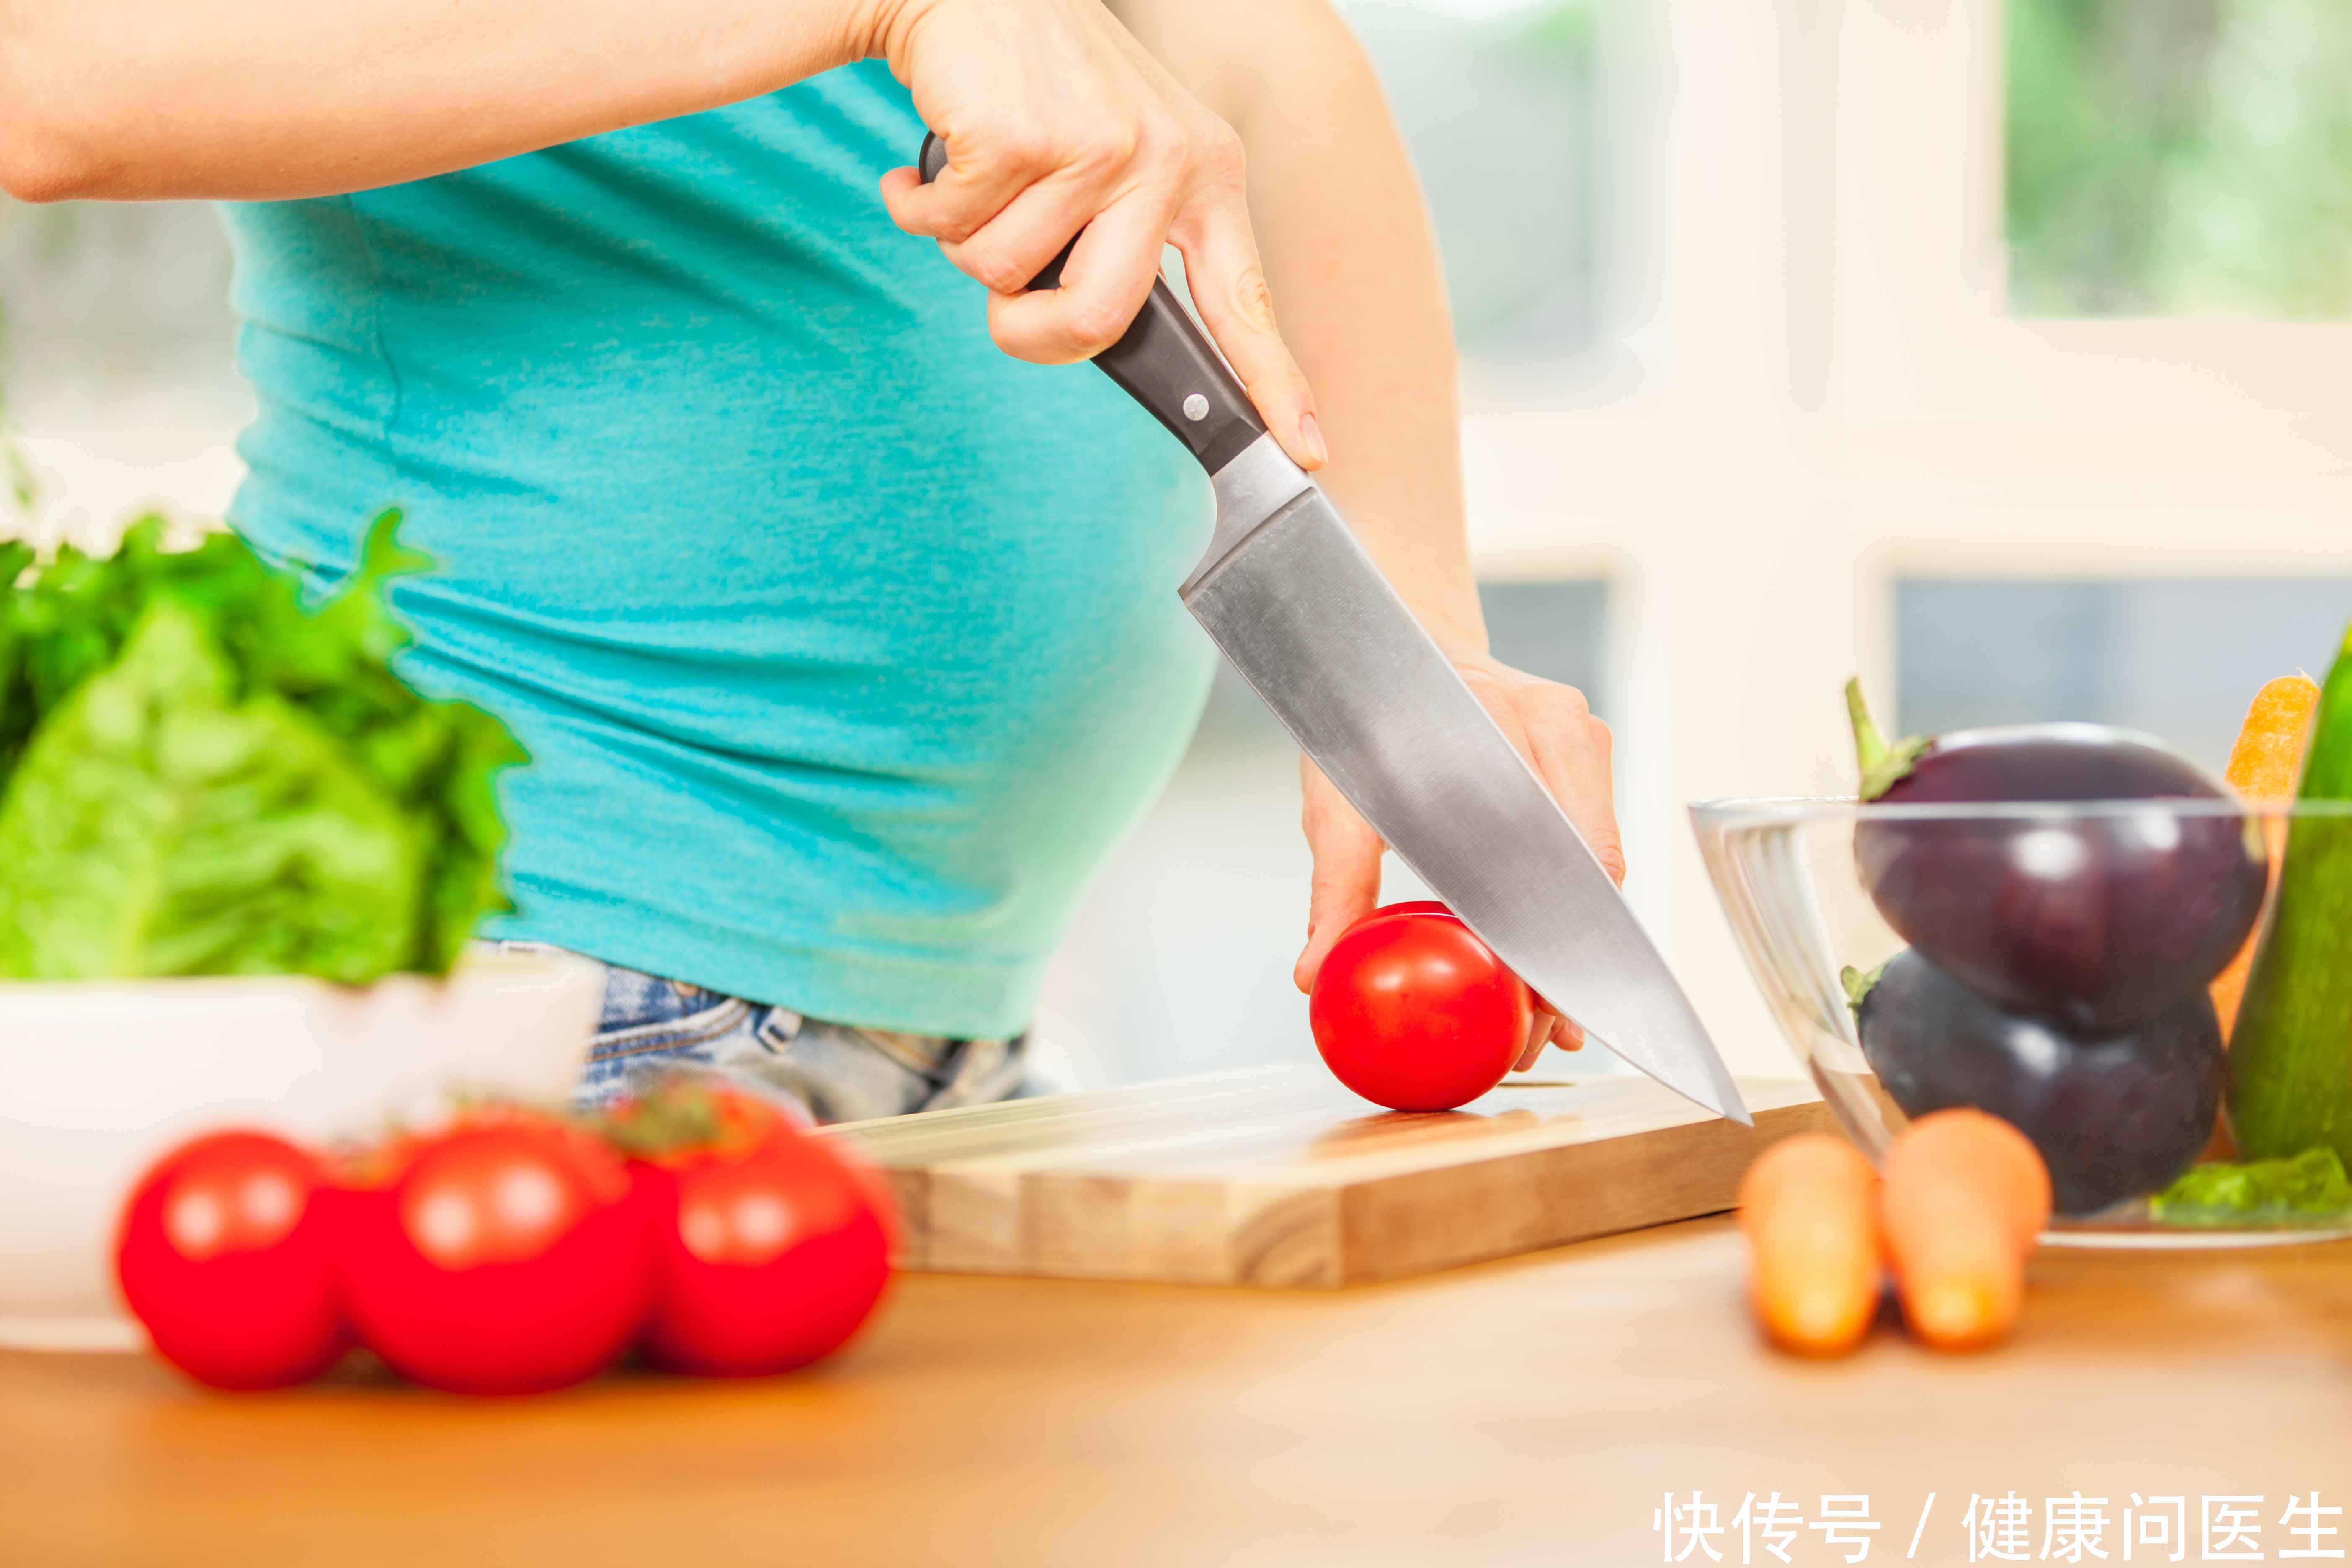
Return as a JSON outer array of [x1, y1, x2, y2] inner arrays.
[[7, 0, 2352, 1089]]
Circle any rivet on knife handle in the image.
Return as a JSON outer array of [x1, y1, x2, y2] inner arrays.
[[917, 131, 1267, 472]]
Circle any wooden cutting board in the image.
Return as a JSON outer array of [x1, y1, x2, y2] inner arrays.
[[819, 1065, 1831, 1287]]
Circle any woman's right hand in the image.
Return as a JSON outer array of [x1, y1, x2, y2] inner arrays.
[[869, 0, 1327, 472]]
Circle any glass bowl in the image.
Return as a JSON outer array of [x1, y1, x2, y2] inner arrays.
[[1690, 796, 2352, 1248]]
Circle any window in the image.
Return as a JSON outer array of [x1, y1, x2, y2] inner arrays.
[[1338, 0, 1606, 357], [2006, 0, 2352, 318], [0, 201, 235, 390], [1898, 578, 2352, 769], [1, 199, 246, 540]]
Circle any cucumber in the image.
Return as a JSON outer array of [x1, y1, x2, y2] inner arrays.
[[2228, 619, 2352, 1161]]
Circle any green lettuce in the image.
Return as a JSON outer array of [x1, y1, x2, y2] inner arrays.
[[2150, 1147, 2352, 1227], [0, 512, 525, 981]]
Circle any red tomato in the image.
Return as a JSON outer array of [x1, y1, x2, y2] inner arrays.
[[332, 1112, 653, 1394], [631, 1123, 895, 1378], [114, 1131, 348, 1390], [1308, 902, 1537, 1112]]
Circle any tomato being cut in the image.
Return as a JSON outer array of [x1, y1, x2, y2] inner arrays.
[[332, 1110, 653, 1395], [605, 1080, 894, 1378], [1308, 901, 1537, 1112], [115, 1131, 348, 1390]]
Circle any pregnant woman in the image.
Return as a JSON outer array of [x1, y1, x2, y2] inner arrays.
[[3, 0, 1619, 1118]]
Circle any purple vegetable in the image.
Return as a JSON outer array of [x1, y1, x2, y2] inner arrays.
[[1849, 949, 2223, 1216], [1848, 680, 2264, 1029]]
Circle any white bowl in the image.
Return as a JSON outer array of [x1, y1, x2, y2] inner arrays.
[[0, 949, 604, 1351]]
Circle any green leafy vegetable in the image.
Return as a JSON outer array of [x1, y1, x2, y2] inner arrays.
[[2150, 1148, 2352, 1227], [0, 511, 525, 981]]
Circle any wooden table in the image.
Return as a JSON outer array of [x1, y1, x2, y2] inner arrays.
[[8, 1218, 2352, 1567]]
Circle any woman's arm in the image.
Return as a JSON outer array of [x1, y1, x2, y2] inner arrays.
[[1119, 0, 1622, 1064], [0, 0, 1320, 462], [0, 0, 867, 203], [1121, 0, 1478, 648]]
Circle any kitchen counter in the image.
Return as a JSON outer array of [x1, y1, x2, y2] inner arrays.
[[7, 1216, 2352, 1567]]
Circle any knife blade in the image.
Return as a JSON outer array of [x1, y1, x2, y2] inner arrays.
[[916, 136, 1748, 1123]]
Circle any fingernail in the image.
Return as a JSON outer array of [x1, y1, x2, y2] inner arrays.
[[1298, 412, 1328, 468]]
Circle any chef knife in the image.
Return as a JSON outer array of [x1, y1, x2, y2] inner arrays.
[[916, 137, 1748, 1124]]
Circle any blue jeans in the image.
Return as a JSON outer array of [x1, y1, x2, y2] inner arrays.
[[499, 943, 1035, 1124]]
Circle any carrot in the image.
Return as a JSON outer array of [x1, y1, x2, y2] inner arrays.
[[1880, 1110, 2051, 1352], [2211, 673, 2322, 1038], [2204, 674, 2322, 1158], [1738, 1133, 1884, 1357]]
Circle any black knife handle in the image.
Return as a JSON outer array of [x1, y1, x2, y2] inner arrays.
[[918, 132, 1267, 473]]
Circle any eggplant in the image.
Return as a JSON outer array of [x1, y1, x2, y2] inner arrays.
[[1847, 680, 2265, 1029], [1848, 949, 2223, 1216]]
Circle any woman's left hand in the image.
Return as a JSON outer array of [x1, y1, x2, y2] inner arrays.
[[1289, 651, 1623, 1072]]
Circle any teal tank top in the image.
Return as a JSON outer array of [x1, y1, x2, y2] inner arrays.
[[220, 63, 1215, 1037]]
